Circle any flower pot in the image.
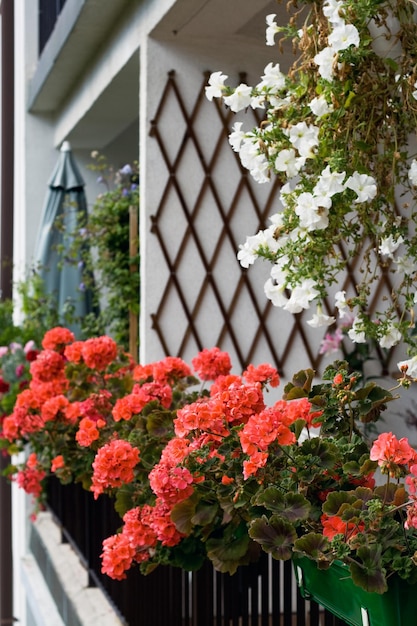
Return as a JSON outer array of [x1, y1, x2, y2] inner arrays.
[[294, 557, 417, 626]]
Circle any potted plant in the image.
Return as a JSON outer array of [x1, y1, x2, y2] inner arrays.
[[67, 152, 140, 353], [3, 327, 417, 626]]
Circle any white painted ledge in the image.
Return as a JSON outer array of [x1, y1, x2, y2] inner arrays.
[[23, 511, 125, 626], [20, 554, 65, 626]]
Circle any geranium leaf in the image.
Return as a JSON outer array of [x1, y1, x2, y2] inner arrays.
[[283, 368, 314, 399], [248, 515, 296, 560], [352, 486, 374, 504], [252, 488, 310, 521], [322, 491, 356, 515], [283, 386, 307, 400], [374, 482, 397, 503], [191, 501, 218, 526], [283, 493, 311, 521], [167, 536, 207, 571], [350, 563, 388, 593], [350, 548, 387, 594], [252, 487, 285, 511], [114, 485, 136, 517], [293, 532, 330, 560], [146, 410, 174, 437], [360, 459, 378, 474], [342, 460, 361, 475], [206, 527, 251, 574], [298, 438, 337, 469], [171, 497, 197, 534]]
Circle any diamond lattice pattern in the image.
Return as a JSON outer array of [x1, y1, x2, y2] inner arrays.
[[149, 71, 400, 377]]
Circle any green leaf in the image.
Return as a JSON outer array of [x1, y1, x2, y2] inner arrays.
[[165, 535, 207, 571], [298, 437, 337, 470], [383, 57, 399, 72], [293, 532, 330, 561], [252, 487, 285, 512], [283, 368, 314, 399], [248, 515, 297, 560], [359, 459, 378, 475], [206, 524, 251, 574], [114, 485, 136, 517], [344, 91, 356, 108], [146, 410, 174, 438], [171, 497, 197, 535], [322, 491, 356, 515], [252, 488, 310, 521], [191, 501, 218, 526], [342, 460, 361, 475], [350, 546, 387, 594]]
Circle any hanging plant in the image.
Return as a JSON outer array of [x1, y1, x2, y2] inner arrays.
[[206, 0, 417, 352]]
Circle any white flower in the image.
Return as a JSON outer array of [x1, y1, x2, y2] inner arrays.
[[311, 189, 333, 210], [279, 181, 295, 207], [257, 62, 286, 90], [309, 95, 333, 118], [250, 158, 270, 184], [223, 83, 252, 112], [269, 212, 285, 228], [398, 356, 417, 378], [270, 260, 289, 283], [237, 239, 258, 268], [412, 80, 417, 101], [394, 256, 417, 275], [295, 193, 329, 230], [314, 47, 337, 81], [286, 122, 319, 157], [250, 95, 265, 110], [238, 137, 270, 183], [265, 14, 280, 46], [347, 316, 367, 343], [328, 23, 360, 51], [314, 165, 346, 198], [284, 279, 319, 313], [323, 0, 345, 25], [345, 172, 377, 203], [379, 325, 402, 349], [205, 72, 228, 101], [408, 159, 417, 186], [307, 307, 336, 328], [378, 235, 404, 259], [238, 227, 279, 267], [334, 290, 349, 318], [264, 278, 288, 307], [237, 228, 277, 268], [228, 123, 245, 152], [275, 148, 306, 179], [269, 95, 291, 109]]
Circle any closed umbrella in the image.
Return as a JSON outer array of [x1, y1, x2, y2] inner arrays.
[[35, 141, 95, 336]]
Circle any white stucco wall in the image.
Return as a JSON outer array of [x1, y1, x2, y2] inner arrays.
[[13, 0, 56, 281]]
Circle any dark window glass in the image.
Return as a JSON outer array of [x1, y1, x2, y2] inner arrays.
[[38, 0, 67, 55]]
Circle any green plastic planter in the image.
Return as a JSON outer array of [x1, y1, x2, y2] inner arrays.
[[294, 557, 417, 626]]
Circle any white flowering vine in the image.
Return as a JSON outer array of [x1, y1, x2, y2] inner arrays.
[[206, 0, 417, 351]]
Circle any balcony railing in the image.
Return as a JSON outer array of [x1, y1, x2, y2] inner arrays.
[[46, 479, 349, 626], [38, 0, 67, 55]]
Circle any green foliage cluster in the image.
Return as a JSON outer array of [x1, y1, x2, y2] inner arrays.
[[56, 152, 140, 352], [85, 154, 139, 349]]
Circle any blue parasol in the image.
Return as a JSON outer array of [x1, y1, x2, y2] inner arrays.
[[34, 141, 95, 335]]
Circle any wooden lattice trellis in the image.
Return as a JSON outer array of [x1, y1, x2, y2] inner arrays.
[[149, 71, 399, 375]]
